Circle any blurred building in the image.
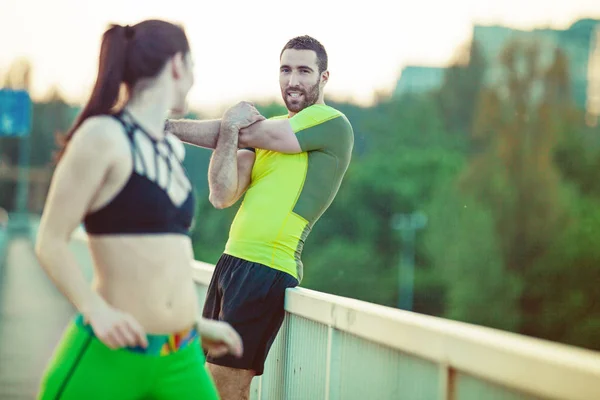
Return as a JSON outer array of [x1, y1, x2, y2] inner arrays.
[[393, 18, 600, 122], [473, 19, 600, 114], [393, 66, 445, 96]]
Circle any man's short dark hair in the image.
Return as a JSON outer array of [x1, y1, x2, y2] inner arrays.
[[280, 35, 328, 73]]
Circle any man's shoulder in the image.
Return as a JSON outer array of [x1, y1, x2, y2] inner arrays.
[[291, 104, 352, 133], [268, 114, 289, 121], [299, 104, 345, 121]]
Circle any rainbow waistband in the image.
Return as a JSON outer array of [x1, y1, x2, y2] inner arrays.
[[74, 314, 200, 356]]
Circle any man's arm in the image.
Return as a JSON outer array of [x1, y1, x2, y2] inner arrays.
[[208, 122, 256, 209], [165, 119, 221, 149], [238, 119, 302, 154], [239, 110, 354, 155], [166, 101, 266, 149]]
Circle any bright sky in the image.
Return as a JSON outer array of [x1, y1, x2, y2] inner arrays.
[[2, 0, 600, 116]]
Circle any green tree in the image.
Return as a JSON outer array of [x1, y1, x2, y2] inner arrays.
[[461, 41, 570, 275], [437, 40, 486, 136], [424, 182, 522, 330], [427, 40, 578, 335], [524, 194, 600, 350]]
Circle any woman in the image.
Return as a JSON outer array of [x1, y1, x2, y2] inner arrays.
[[35, 19, 259, 399]]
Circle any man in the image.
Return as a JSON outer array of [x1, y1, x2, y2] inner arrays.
[[166, 35, 354, 399]]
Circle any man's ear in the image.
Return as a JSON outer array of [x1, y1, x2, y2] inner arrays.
[[320, 70, 330, 86]]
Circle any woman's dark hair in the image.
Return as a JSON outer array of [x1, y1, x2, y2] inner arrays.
[[56, 19, 189, 160]]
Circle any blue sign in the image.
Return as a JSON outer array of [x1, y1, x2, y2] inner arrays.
[[0, 89, 32, 137]]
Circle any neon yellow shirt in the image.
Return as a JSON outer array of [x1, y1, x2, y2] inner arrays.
[[224, 104, 354, 282]]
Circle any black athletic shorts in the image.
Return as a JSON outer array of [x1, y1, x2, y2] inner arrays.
[[202, 254, 299, 375]]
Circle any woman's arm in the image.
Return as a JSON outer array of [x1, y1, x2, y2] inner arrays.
[[36, 116, 147, 349]]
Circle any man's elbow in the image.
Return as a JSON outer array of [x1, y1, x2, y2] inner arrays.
[[209, 192, 233, 210], [210, 199, 229, 210]]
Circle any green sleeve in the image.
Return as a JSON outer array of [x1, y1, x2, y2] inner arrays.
[[289, 106, 354, 154]]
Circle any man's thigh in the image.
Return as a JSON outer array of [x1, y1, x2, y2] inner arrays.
[[204, 254, 298, 375], [207, 363, 254, 400]]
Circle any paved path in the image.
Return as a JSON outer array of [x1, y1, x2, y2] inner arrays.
[[0, 235, 92, 399]]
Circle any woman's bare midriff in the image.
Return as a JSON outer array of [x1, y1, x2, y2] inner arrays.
[[87, 234, 199, 335]]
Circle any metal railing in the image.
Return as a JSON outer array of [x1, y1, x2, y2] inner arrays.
[[190, 262, 600, 400], [66, 229, 600, 400]]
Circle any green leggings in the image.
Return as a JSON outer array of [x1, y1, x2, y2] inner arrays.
[[38, 315, 220, 400]]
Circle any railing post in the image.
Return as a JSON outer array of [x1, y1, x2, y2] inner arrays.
[[255, 376, 262, 400], [265, 316, 289, 400], [439, 363, 456, 400], [325, 326, 342, 400]]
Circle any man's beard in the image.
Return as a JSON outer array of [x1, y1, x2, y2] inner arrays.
[[282, 81, 320, 113]]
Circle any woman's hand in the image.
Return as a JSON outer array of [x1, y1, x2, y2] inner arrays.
[[197, 317, 243, 358]]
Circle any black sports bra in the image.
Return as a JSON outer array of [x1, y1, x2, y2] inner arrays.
[[84, 110, 195, 236]]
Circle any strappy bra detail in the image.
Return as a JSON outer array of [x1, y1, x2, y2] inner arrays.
[[83, 111, 195, 236]]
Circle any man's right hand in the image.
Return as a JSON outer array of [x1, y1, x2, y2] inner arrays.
[[84, 298, 148, 350], [222, 101, 266, 130]]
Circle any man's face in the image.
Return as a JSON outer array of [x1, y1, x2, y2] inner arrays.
[[279, 49, 323, 114]]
